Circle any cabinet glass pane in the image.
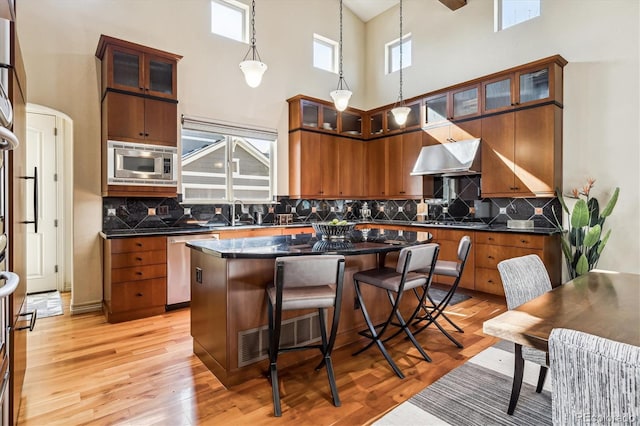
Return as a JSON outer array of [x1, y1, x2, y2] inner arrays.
[[341, 112, 361, 135], [370, 113, 383, 135], [149, 60, 173, 94], [322, 107, 338, 130], [426, 95, 447, 124], [519, 68, 549, 103], [405, 103, 420, 127], [453, 87, 478, 117], [386, 110, 402, 132], [485, 79, 511, 111], [302, 101, 319, 128], [113, 51, 140, 89]]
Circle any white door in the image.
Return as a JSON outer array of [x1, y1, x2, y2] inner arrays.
[[26, 112, 59, 293]]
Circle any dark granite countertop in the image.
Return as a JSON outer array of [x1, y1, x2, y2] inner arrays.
[[100, 219, 560, 239], [186, 229, 431, 259]]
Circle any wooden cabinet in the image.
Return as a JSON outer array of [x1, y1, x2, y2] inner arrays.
[[337, 137, 364, 197], [474, 231, 561, 295], [482, 57, 567, 114], [385, 100, 422, 133], [364, 138, 387, 197], [288, 131, 339, 198], [96, 35, 180, 100], [102, 91, 177, 146], [481, 104, 562, 197], [432, 229, 475, 290], [423, 118, 481, 145], [103, 236, 167, 323], [288, 95, 364, 135], [387, 132, 422, 198], [425, 84, 480, 127]]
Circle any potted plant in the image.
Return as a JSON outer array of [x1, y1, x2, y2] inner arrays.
[[554, 179, 619, 279]]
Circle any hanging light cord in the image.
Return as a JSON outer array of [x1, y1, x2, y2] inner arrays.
[[244, 0, 262, 62], [336, 0, 350, 91], [398, 0, 404, 104]]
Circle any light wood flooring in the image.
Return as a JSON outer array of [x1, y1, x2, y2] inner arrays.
[[17, 288, 507, 425]]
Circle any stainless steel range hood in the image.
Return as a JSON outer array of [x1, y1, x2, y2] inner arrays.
[[411, 138, 481, 176]]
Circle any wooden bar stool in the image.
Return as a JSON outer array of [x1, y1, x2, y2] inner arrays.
[[352, 244, 439, 378], [266, 255, 346, 417], [413, 235, 472, 347]]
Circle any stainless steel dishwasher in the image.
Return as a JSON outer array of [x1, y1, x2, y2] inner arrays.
[[166, 233, 219, 309]]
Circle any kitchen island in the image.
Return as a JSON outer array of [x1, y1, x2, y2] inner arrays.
[[187, 229, 431, 387]]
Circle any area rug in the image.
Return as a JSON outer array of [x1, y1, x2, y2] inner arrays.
[[25, 290, 63, 318], [374, 340, 552, 425], [428, 287, 470, 306]]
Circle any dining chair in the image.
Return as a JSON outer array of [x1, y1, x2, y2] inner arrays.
[[413, 235, 472, 348], [549, 328, 640, 425], [266, 255, 346, 417], [497, 254, 552, 415], [352, 243, 439, 378]]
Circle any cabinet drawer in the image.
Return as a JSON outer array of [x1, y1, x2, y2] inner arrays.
[[475, 244, 542, 269], [110, 278, 167, 312], [436, 228, 472, 242], [111, 250, 167, 268], [111, 264, 166, 283], [475, 268, 505, 296], [111, 236, 167, 253], [475, 232, 544, 249]]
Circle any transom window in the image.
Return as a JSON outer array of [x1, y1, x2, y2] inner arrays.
[[385, 34, 412, 74], [313, 34, 338, 73], [211, 0, 248, 43], [495, 0, 541, 31], [181, 117, 276, 203]]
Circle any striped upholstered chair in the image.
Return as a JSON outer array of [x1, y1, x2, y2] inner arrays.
[[497, 254, 552, 415], [549, 328, 640, 425]]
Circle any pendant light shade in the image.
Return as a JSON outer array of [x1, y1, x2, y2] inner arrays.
[[240, 60, 267, 88], [240, 0, 267, 88], [330, 89, 352, 112], [391, 106, 410, 125], [331, 0, 352, 111], [392, 0, 408, 125]]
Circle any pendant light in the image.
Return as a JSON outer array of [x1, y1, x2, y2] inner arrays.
[[239, 0, 267, 88], [391, 0, 410, 125], [330, 0, 352, 111]]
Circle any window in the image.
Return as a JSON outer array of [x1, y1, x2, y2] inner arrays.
[[495, 0, 540, 31], [313, 34, 338, 73], [211, 0, 248, 43], [385, 34, 412, 74], [181, 117, 277, 203]]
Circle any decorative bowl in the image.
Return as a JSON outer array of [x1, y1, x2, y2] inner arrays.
[[312, 222, 356, 240]]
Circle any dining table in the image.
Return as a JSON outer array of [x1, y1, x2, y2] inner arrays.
[[483, 269, 640, 352]]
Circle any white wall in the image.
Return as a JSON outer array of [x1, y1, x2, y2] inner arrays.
[[16, 0, 366, 311], [366, 0, 639, 276]]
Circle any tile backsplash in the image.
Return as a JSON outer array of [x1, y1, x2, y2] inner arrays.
[[103, 176, 561, 232]]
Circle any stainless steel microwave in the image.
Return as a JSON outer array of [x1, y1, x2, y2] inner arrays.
[[107, 141, 178, 186]]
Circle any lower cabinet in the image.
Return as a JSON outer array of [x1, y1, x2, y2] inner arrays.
[[475, 231, 561, 295], [103, 236, 167, 323], [431, 229, 475, 290]]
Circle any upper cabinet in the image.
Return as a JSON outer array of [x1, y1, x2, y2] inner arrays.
[[288, 95, 364, 136], [424, 83, 480, 126], [96, 35, 182, 100], [482, 56, 567, 114]]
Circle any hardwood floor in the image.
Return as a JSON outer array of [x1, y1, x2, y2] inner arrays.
[[17, 289, 506, 425]]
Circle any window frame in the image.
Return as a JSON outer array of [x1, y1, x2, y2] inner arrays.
[[313, 33, 339, 74], [385, 33, 412, 75], [494, 0, 541, 32], [181, 117, 277, 205], [210, 0, 249, 43]]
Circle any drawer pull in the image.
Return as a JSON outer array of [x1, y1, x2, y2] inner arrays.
[[136, 243, 143, 247], [488, 237, 494, 241], [136, 292, 143, 297], [521, 239, 528, 244], [488, 255, 494, 259], [488, 279, 493, 283], [136, 272, 143, 276], [136, 257, 143, 261]]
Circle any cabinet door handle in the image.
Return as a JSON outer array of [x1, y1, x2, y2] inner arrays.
[[521, 239, 528, 244], [488, 255, 494, 259], [488, 279, 493, 283], [136, 257, 143, 261], [139, 132, 144, 136], [144, 133, 149, 137], [136, 243, 143, 247], [136, 271, 143, 276], [136, 292, 143, 297], [488, 237, 494, 241]]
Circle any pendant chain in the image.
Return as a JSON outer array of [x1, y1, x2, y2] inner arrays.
[[398, 0, 404, 103]]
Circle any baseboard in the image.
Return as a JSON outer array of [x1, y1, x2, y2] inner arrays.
[[70, 301, 103, 315]]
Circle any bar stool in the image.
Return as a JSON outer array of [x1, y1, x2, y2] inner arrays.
[[413, 235, 472, 348], [266, 255, 346, 417], [353, 244, 439, 378]]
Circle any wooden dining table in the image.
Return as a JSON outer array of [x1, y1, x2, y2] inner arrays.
[[483, 269, 640, 352]]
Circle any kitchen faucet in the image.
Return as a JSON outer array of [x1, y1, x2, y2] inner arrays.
[[231, 199, 250, 227]]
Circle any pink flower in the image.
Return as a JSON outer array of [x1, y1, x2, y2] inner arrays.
[[571, 188, 580, 198]]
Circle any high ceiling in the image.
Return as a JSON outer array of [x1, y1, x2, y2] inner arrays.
[[343, 0, 399, 22]]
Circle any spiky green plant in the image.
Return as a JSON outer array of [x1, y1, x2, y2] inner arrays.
[[554, 180, 619, 279]]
